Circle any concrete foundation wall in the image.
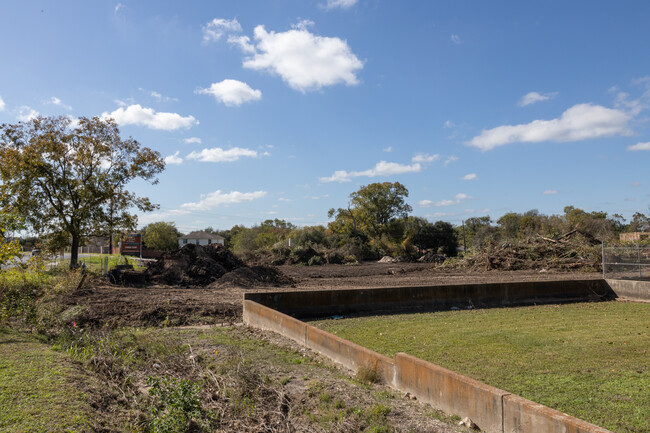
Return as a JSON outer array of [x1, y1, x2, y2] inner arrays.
[[605, 279, 650, 301], [244, 300, 395, 385], [243, 280, 621, 433], [245, 280, 612, 319], [503, 394, 611, 433], [395, 353, 508, 433]]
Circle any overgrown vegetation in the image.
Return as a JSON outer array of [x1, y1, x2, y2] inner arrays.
[[1, 265, 460, 432], [314, 302, 650, 433]]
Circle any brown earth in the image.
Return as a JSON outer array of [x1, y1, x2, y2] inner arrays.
[[63, 262, 601, 329]]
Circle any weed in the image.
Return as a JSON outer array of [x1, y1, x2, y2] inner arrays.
[[319, 391, 332, 404], [146, 375, 211, 433], [355, 363, 382, 384]]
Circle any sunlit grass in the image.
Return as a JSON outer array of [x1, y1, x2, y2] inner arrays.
[[313, 301, 650, 433]]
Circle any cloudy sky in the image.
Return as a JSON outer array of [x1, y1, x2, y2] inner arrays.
[[1, 1, 649, 233]]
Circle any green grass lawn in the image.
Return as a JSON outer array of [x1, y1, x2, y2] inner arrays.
[[0, 327, 92, 432], [313, 301, 650, 433]]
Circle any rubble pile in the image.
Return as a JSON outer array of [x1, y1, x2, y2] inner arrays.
[[147, 243, 294, 287]]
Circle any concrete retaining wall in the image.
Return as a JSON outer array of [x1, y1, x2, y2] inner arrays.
[[243, 280, 622, 433], [245, 279, 612, 319], [606, 279, 650, 302], [244, 300, 396, 385], [395, 353, 508, 433]]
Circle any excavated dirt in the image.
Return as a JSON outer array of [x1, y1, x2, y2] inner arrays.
[[63, 261, 601, 329]]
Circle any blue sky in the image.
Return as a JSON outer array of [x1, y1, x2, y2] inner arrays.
[[1, 1, 649, 233]]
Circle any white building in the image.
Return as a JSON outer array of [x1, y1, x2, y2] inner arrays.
[[178, 231, 225, 248]]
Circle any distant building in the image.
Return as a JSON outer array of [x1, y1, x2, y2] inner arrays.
[[178, 231, 225, 248], [620, 232, 650, 242]]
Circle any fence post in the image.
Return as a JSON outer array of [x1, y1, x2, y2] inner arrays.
[[601, 242, 605, 279], [638, 243, 642, 279]]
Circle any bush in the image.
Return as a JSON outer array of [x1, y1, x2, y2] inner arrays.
[[308, 256, 325, 266], [147, 376, 209, 433]]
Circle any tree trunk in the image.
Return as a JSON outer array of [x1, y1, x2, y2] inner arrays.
[[70, 232, 80, 270]]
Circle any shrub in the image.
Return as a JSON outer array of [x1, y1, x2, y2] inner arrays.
[[147, 376, 209, 433], [308, 255, 325, 266]]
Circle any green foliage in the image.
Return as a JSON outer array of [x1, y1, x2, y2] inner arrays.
[[146, 376, 208, 433], [412, 220, 458, 255], [308, 255, 325, 266], [143, 221, 181, 251], [0, 116, 164, 269]]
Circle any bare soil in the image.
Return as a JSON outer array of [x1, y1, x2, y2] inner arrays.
[[64, 262, 601, 329]]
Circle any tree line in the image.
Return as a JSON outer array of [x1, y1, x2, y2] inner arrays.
[[1, 116, 648, 268]]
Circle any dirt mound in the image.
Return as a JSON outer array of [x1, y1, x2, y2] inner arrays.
[[213, 265, 296, 288], [147, 244, 293, 288]]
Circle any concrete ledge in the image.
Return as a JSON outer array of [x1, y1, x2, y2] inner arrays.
[[243, 300, 306, 345], [304, 324, 395, 386], [244, 280, 613, 319], [606, 279, 650, 302], [243, 282, 618, 433], [396, 353, 508, 433], [503, 394, 612, 433]]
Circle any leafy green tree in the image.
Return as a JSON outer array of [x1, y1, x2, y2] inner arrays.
[[412, 220, 458, 255], [143, 222, 181, 251], [0, 116, 164, 268], [329, 182, 412, 240], [0, 212, 23, 266]]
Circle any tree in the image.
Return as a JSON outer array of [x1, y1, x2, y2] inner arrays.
[[627, 211, 650, 232], [143, 222, 181, 251], [412, 220, 458, 256], [0, 116, 164, 269], [329, 182, 412, 239], [0, 212, 23, 267]]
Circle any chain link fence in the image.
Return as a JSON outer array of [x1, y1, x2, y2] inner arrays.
[[602, 243, 650, 280]]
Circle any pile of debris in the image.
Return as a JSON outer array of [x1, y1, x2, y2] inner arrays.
[[144, 243, 294, 287], [459, 230, 602, 272]]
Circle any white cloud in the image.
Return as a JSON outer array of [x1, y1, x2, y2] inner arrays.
[[627, 141, 650, 151], [227, 35, 256, 54], [425, 211, 458, 219], [183, 137, 202, 145], [322, 0, 358, 10], [164, 151, 183, 165], [412, 153, 439, 163], [186, 147, 259, 163], [632, 181, 641, 187], [518, 91, 557, 107], [383, 146, 393, 153], [419, 193, 470, 208], [180, 190, 266, 211], [17, 106, 39, 122], [139, 88, 177, 103], [0, 96, 5, 111], [239, 23, 364, 92], [114, 3, 124, 13], [45, 96, 72, 110], [444, 156, 458, 167], [450, 34, 462, 45], [102, 104, 198, 130], [203, 18, 242, 43], [462, 173, 477, 181], [197, 79, 262, 107], [278, 197, 292, 202], [467, 103, 632, 151], [444, 120, 455, 128], [542, 190, 559, 195], [319, 161, 421, 183]]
